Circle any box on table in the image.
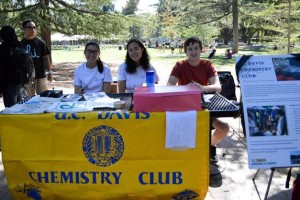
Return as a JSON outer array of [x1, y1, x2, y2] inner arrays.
[[133, 85, 202, 112], [40, 90, 63, 98]]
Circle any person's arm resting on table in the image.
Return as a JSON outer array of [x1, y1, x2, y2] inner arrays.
[[167, 75, 178, 86], [74, 86, 84, 94], [102, 82, 111, 93], [188, 74, 222, 93], [44, 55, 53, 82], [118, 80, 126, 93]]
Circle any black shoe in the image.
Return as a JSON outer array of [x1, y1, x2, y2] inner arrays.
[[209, 163, 222, 187]]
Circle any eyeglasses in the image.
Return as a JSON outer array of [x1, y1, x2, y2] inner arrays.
[[25, 26, 36, 30], [85, 49, 98, 55]]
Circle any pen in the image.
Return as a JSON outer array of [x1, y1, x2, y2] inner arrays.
[[81, 85, 88, 91]]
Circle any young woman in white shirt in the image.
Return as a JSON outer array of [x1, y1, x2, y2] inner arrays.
[[74, 42, 112, 94], [117, 38, 159, 93]]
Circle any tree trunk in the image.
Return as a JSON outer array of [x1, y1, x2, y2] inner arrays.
[[232, 0, 239, 54], [247, 30, 252, 45], [41, 25, 51, 51], [40, 0, 52, 62], [224, 37, 230, 45]]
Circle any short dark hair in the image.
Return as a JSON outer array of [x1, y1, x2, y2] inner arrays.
[[22, 19, 33, 28], [184, 37, 203, 54]]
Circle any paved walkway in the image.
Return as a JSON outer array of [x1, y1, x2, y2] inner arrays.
[[206, 117, 294, 200]]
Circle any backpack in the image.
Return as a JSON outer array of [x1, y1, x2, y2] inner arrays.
[[10, 47, 35, 85], [218, 71, 237, 101]]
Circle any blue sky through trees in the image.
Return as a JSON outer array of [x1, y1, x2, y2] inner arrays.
[[113, 0, 158, 13]]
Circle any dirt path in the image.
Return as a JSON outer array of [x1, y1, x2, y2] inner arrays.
[[49, 62, 119, 90]]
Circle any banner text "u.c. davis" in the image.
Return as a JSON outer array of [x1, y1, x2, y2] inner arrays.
[[54, 112, 150, 120]]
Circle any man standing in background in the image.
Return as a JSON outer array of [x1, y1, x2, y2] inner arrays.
[[21, 19, 53, 95]]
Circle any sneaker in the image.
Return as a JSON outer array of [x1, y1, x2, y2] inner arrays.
[[210, 146, 218, 163]]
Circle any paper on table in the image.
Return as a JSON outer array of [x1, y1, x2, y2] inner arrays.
[[83, 92, 119, 108], [61, 94, 83, 102], [83, 92, 107, 101], [1, 102, 53, 114], [46, 101, 93, 113], [165, 110, 197, 149], [86, 97, 120, 108], [203, 94, 214, 103]]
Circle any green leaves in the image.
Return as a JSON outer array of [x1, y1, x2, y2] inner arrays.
[[0, 0, 128, 46]]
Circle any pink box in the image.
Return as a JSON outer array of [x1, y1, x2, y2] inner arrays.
[[133, 85, 202, 112]]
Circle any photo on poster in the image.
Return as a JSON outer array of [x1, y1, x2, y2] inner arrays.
[[246, 105, 287, 137], [272, 57, 300, 81], [290, 151, 300, 164]]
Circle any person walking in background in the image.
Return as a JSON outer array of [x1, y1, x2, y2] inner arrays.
[[167, 36, 229, 162], [0, 26, 25, 107], [177, 39, 183, 54], [74, 42, 112, 94], [117, 38, 159, 93], [170, 40, 176, 54], [21, 19, 53, 96]]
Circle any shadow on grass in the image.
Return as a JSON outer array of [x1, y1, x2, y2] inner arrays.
[[155, 53, 187, 59], [207, 55, 236, 68]]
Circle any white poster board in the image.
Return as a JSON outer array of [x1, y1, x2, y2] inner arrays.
[[237, 54, 300, 169]]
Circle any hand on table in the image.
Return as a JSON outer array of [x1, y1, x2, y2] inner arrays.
[[188, 81, 203, 91]]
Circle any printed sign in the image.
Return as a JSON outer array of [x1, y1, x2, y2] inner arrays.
[[237, 54, 300, 169]]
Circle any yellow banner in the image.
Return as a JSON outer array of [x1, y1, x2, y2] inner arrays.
[[0, 111, 209, 200]]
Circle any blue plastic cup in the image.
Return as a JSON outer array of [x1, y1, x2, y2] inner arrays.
[[146, 71, 155, 87]]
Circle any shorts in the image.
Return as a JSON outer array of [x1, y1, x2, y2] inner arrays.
[[25, 77, 48, 96]]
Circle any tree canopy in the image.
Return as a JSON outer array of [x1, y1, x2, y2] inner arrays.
[[1, 0, 299, 53], [0, 0, 128, 48], [154, 0, 300, 53]]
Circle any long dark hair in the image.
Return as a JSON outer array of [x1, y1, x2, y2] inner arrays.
[[84, 42, 104, 73], [125, 38, 150, 74], [0, 26, 20, 47]]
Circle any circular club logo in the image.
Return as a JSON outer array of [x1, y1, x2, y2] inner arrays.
[[82, 125, 124, 167]]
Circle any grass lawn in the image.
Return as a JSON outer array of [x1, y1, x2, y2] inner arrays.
[[51, 45, 292, 85], [52, 45, 283, 67]]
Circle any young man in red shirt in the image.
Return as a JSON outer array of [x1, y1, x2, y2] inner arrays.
[[167, 36, 229, 162]]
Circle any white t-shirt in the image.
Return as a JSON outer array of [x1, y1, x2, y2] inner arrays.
[[74, 62, 112, 93], [117, 63, 159, 92]]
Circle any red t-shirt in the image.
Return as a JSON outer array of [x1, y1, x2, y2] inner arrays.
[[170, 59, 217, 85]]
